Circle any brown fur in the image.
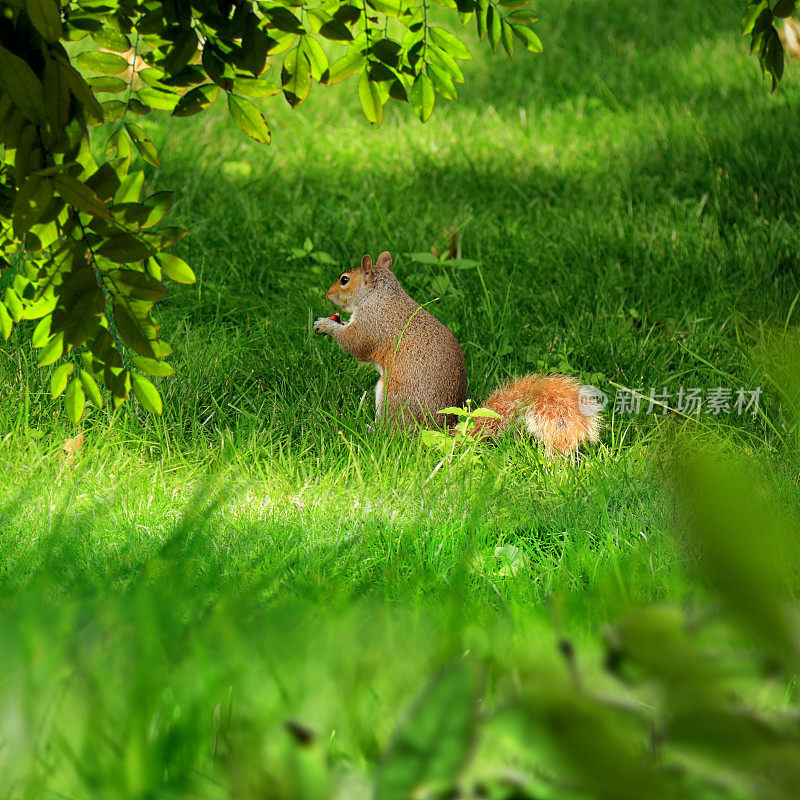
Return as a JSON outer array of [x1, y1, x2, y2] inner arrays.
[[320, 252, 467, 430], [473, 374, 601, 455], [315, 252, 601, 455]]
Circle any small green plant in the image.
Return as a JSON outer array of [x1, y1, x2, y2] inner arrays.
[[420, 403, 501, 466]]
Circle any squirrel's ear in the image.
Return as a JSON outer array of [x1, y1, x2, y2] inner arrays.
[[376, 251, 392, 270], [360, 254, 373, 269]]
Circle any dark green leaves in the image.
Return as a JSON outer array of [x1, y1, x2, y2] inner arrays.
[[375, 661, 481, 800], [111, 294, 161, 359], [25, 0, 63, 42], [0, 46, 47, 123], [773, 0, 798, 18], [172, 84, 219, 117], [98, 233, 155, 262], [52, 175, 109, 218], [0, 0, 542, 422], [740, 0, 787, 89], [227, 94, 271, 143]]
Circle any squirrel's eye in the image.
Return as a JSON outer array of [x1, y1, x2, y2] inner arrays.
[[340, 275, 350, 286]]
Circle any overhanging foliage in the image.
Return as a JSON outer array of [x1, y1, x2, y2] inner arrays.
[[0, 0, 542, 421]]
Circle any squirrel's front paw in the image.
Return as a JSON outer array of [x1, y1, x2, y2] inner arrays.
[[313, 317, 333, 335]]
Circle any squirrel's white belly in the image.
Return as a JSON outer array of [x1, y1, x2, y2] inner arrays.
[[374, 365, 384, 420]]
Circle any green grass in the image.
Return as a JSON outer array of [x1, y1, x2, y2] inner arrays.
[[4, 0, 796, 593], [3, 0, 800, 796]]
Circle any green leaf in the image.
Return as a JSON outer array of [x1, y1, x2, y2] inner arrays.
[[112, 295, 159, 358], [172, 84, 219, 117], [241, 14, 270, 76], [427, 64, 457, 100], [131, 356, 175, 377], [109, 200, 163, 230], [368, 0, 403, 17], [50, 362, 73, 398], [25, 0, 62, 42], [410, 73, 434, 122], [301, 37, 329, 81], [141, 191, 174, 227], [142, 227, 186, 250], [79, 369, 103, 408], [65, 377, 85, 422], [429, 46, 465, 83], [43, 56, 70, 128], [406, 251, 440, 264], [428, 27, 472, 59], [358, 71, 383, 125], [101, 99, 127, 122], [98, 233, 154, 262], [0, 45, 47, 124], [128, 97, 148, 114], [90, 27, 131, 51], [76, 50, 129, 75], [124, 122, 160, 167], [232, 78, 281, 98], [764, 27, 785, 88], [505, 7, 538, 23], [319, 17, 354, 41], [106, 268, 166, 301], [742, 0, 769, 34], [375, 661, 480, 800], [65, 64, 103, 122], [476, 1, 488, 39], [228, 93, 271, 143], [322, 48, 367, 84], [106, 127, 131, 172], [136, 87, 179, 112], [163, 30, 199, 75], [501, 19, 514, 57], [4, 288, 23, 322], [488, 6, 502, 50], [53, 174, 109, 218], [0, 304, 12, 340], [12, 176, 54, 237], [282, 48, 312, 107], [156, 252, 195, 283], [471, 407, 502, 418], [773, 0, 797, 18], [264, 6, 303, 32], [31, 316, 52, 347], [511, 24, 543, 53], [115, 170, 144, 203], [38, 330, 64, 366], [131, 373, 162, 414], [88, 76, 127, 94]]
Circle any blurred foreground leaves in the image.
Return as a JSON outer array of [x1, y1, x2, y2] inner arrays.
[[3, 354, 800, 800]]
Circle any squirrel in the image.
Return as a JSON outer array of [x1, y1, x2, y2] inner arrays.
[[313, 251, 601, 456]]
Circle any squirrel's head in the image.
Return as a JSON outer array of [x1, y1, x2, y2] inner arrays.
[[325, 251, 392, 312]]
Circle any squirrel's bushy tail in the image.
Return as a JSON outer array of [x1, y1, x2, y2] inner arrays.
[[472, 374, 602, 456]]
